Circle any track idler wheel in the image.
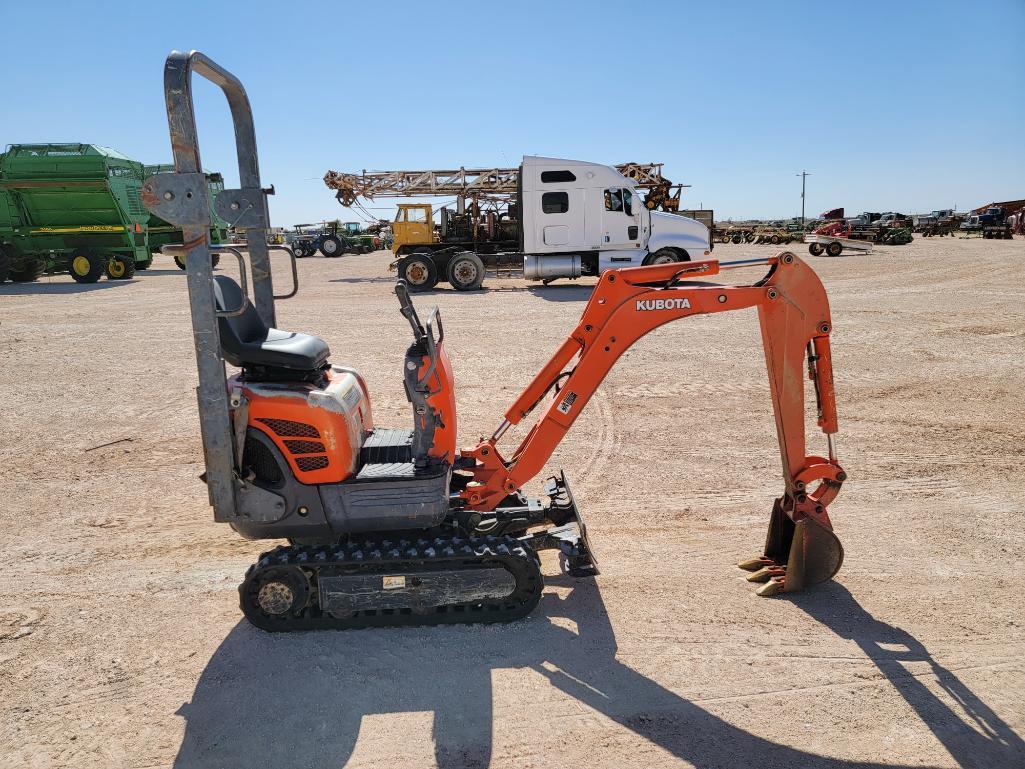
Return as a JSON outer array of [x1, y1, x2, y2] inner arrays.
[[739, 496, 844, 597], [240, 564, 311, 626]]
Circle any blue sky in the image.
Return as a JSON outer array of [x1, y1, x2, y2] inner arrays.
[[2, 0, 1022, 225]]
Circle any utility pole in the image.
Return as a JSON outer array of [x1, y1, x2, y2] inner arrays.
[[796, 170, 810, 227]]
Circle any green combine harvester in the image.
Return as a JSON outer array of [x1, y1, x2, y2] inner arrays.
[[144, 164, 230, 270], [0, 143, 152, 283]]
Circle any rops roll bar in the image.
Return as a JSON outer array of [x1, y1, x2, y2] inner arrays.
[[140, 51, 283, 522]]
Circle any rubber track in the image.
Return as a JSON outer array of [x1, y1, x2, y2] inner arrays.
[[239, 534, 544, 632]]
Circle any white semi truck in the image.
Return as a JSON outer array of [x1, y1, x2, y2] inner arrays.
[[331, 156, 712, 291]]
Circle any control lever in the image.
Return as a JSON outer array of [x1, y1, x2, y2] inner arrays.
[[420, 306, 444, 386], [395, 280, 426, 341]]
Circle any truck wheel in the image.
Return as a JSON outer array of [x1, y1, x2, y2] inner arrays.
[[399, 254, 438, 292], [808, 243, 824, 256], [69, 252, 105, 283], [644, 248, 680, 266], [826, 242, 843, 257], [320, 235, 343, 258], [0, 247, 10, 282], [174, 253, 221, 270], [106, 255, 136, 280], [447, 252, 485, 291]]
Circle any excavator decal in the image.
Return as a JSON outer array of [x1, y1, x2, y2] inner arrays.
[[636, 297, 692, 310]]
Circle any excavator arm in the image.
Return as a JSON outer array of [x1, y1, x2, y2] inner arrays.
[[461, 252, 845, 596]]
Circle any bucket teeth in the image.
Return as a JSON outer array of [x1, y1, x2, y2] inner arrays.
[[745, 566, 777, 583], [737, 556, 772, 572], [756, 579, 785, 597]]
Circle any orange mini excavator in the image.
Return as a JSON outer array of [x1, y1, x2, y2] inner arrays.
[[143, 51, 845, 632]]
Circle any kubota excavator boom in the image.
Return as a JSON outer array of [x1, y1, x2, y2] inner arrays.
[[458, 253, 845, 596]]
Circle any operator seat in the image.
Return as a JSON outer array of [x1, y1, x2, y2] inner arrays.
[[212, 275, 330, 377]]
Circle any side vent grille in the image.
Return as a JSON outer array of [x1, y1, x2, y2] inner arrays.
[[257, 418, 321, 438], [283, 439, 325, 455], [295, 456, 329, 472]]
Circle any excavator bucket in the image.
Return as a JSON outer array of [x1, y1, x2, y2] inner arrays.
[[740, 499, 844, 596]]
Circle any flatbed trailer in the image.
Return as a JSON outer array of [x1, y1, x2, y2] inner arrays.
[[804, 233, 873, 257]]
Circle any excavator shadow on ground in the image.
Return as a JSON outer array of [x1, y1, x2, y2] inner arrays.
[[172, 579, 1024, 769]]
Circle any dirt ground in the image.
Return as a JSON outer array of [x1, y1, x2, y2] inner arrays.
[[1, 236, 1023, 769]]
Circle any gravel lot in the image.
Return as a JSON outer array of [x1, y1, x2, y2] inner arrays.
[[1, 236, 1023, 769]]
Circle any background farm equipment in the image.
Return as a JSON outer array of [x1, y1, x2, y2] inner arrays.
[[960, 205, 1015, 239], [290, 220, 381, 258], [716, 218, 812, 246], [341, 221, 383, 252], [751, 225, 803, 245], [0, 143, 152, 283], [805, 232, 873, 257], [914, 209, 961, 236], [815, 208, 913, 246], [718, 225, 755, 244]]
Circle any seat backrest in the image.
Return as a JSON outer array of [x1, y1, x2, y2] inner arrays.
[[212, 275, 269, 367]]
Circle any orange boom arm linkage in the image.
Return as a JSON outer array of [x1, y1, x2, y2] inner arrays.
[[461, 253, 845, 549]]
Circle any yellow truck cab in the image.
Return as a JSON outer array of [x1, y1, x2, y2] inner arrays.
[[392, 204, 435, 254]]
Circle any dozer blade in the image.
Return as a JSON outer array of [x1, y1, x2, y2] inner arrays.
[[745, 498, 844, 595]]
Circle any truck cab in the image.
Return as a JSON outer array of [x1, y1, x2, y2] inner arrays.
[[519, 156, 710, 278], [392, 204, 436, 252], [876, 212, 908, 228]]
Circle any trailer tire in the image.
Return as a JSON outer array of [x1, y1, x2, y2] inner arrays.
[[105, 255, 136, 280], [398, 254, 438, 292], [0, 246, 10, 282], [447, 252, 486, 291], [808, 243, 824, 256], [320, 235, 343, 258], [174, 253, 220, 270], [10, 257, 45, 282], [69, 252, 105, 283], [825, 241, 843, 257]]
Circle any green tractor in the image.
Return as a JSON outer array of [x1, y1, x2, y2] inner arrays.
[[289, 220, 375, 258], [0, 144, 153, 283], [341, 221, 378, 253], [144, 164, 230, 270]]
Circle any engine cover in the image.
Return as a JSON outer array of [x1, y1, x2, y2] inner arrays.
[[233, 366, 373, 484]]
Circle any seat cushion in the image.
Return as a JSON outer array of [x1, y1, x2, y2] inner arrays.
[[213, 275, 330, 371], [244, 327, 331, 371]]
